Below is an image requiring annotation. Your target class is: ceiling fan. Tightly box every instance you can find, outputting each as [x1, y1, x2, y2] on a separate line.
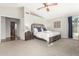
[37, 3, 58, 11]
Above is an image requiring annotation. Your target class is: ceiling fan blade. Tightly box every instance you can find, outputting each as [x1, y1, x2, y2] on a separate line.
[47, 3, 58, 6]
[46, 8, 49, 11]
[37, 6, 45, 10]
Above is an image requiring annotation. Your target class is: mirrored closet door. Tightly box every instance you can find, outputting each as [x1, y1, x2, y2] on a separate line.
[72, 16, 79, 40]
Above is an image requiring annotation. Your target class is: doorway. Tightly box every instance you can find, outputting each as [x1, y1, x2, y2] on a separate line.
[10, 22, 15, 40]
[0, 16, 21, 42]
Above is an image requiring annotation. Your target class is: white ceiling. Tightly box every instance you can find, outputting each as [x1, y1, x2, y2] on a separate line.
[24, 3, 79, 19]
[0, 3, 79, 19]
[0, 3, 19, 7]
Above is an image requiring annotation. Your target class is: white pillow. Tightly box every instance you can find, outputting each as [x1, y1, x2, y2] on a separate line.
[33, 28, 38, 33]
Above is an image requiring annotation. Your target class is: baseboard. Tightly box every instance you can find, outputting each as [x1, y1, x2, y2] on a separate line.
[17, 36, 21, 40]
[1, 37, 11, 42]
[1, 36, 21, 42]
[1, 39, 6, 42]
[6, 37, 11, 41]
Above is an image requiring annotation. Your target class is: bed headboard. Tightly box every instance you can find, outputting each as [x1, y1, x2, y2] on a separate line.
[31, 23, 45, 34]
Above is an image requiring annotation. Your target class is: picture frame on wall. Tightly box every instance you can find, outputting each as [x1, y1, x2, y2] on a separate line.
[54, 21, 61, 28]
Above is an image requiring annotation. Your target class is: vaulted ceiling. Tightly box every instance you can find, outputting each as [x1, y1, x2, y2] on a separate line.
[0, 3, 79, 19]
[24, 3, 79, 19]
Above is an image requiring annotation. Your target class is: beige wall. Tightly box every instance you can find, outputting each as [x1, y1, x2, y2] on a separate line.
[47, 17, 68, 38]
[0, 17, 1, 42]
[1, 17, 6, 40]
[24, 7, 47, 32]
[19, 18, 25, 40]
[0, 7, 24, 41]
[0, 7, 24, 18]
[0, 17, 1, 39]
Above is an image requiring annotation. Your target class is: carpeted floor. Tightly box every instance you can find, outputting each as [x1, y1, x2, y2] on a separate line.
[0, 39, 79, 56]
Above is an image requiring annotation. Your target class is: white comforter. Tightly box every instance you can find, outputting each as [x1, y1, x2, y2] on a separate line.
[34, 31, 60, 42]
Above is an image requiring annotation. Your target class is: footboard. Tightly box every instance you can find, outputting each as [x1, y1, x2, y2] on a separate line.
[49, 35, 61, 44]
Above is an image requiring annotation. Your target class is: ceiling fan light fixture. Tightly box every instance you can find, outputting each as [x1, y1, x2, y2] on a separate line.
[37, 3, 58, 12]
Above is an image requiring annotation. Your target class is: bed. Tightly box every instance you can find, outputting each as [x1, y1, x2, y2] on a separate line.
[31, 24, 61, 44]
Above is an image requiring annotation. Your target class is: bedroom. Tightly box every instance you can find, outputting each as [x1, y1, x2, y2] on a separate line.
[0, 3, 79, 56]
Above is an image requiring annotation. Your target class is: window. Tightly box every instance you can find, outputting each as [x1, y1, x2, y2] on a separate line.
[72, 16, 79, 33]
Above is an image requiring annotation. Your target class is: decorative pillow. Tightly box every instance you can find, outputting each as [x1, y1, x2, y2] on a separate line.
[36, 27, 42, 32]
[42, 27, 47, 31]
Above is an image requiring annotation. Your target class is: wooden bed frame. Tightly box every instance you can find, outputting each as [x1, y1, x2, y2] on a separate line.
[31, 23, 61, 44]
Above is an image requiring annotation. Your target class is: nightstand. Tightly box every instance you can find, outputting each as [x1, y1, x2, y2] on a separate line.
[25, 31, 34, 40]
